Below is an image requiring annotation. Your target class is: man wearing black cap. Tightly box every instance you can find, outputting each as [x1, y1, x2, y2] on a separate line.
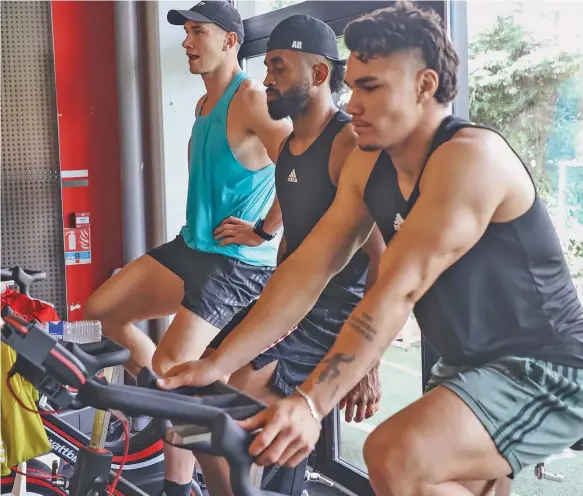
[84, 2, 291, 495]
[163, 3, 583, 496]
[158, 15, 385, 495]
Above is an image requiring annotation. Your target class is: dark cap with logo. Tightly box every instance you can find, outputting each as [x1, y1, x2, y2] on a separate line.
[168, 1, 244, 44]
[267, 15, 344, 63]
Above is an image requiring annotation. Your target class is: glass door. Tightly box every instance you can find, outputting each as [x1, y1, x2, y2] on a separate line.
[465, 2, 583, 493]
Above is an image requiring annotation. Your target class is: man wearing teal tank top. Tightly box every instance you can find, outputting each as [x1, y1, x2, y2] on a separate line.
[84, 2, 291, 495]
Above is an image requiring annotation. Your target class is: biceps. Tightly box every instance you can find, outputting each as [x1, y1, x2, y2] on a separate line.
[306, 194, 374, 274]
[378, 201, 487, 297]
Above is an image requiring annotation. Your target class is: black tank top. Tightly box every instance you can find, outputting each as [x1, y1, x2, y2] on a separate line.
[364, 115, 583, 368]
[276, 110, 369, 303]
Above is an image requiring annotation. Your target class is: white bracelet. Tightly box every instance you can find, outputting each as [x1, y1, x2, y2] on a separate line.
[295, 386, 321, 424]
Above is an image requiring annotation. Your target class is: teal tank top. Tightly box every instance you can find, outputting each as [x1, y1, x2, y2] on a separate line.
[180, 72, 278, 267]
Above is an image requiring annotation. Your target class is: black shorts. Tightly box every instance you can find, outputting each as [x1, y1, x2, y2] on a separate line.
[210, 292, 360, 396]
[147, 235, 273, 329]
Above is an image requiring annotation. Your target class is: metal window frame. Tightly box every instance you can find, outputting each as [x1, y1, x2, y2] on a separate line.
[237, 1, 449, 493]
[239, 1, 400, 61]
[449, 0, 469, 119]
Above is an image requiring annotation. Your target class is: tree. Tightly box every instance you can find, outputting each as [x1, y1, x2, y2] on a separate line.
[468, 14, 583, 281]
[269, 0, 299, 10]
[469, 15, 583, 204]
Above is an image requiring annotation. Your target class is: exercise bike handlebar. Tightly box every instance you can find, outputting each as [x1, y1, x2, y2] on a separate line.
[0, 316, 286, 496]
[67, 339, 132, 375]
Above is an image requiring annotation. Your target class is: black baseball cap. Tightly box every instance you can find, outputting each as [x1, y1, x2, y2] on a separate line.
[267, 15, 344, 63]
[168, 1, 244, 44]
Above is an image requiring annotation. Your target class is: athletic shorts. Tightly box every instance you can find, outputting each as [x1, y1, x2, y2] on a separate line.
[210, 295, 359, 396]
[147, 235, 274, 329]
[426, 356, 583, 476]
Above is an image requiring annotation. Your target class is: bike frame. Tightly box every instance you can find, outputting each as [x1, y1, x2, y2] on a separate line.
[40, 412, 165, 496]
[36, 405, 306, 496]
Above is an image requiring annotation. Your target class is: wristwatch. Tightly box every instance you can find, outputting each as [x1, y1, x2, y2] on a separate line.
[253, 219, 276, 241]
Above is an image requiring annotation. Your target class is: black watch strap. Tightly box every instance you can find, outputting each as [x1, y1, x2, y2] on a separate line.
[253, 219, 276, 241]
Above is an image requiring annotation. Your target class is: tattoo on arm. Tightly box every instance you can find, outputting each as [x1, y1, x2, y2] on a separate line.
[347, 312, 379, 342]
[316, 353, 355, 384]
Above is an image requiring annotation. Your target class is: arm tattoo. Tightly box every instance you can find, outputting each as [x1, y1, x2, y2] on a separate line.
[316, 353, 355, 384]
[347, 311, 379, 342]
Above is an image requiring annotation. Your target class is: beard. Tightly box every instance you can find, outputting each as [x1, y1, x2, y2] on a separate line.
[267, 78, 311, 120]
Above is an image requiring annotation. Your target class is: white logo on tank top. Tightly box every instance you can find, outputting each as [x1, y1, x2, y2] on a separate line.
[394, 213, 404, 231]
[288, 169, 298, 183]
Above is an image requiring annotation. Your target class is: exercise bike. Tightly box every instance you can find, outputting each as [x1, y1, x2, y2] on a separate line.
[1, 314, 306, 496]
[1, 267, 174, 496]
[1, 267, 312, 495]
[1, 266, 313, 496]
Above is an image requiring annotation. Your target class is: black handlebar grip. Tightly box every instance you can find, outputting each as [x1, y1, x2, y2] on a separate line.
[9, 267, 47, 296]
[212, 413, 286, 496]
[1, 268, 13, 280]
[137, 367, 241, 397]
[67, 338, 130, 375]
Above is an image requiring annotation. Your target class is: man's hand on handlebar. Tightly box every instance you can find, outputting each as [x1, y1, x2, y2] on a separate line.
[237, 394, 321, 468]
[157, 356, 230, 390]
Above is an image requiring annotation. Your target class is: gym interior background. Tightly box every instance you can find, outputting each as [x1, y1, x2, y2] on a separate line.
[1, 1, 582, 495]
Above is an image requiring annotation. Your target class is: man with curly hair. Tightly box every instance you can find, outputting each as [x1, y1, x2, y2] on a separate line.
[160, 3, 583, 495]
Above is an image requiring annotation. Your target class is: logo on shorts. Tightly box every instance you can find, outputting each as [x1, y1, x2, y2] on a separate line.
[288, 169, 298, 183]
[394, 213, 404, 231]
[292, 41, 303, 49]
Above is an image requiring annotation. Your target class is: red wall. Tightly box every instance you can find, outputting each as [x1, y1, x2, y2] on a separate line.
[52, 1, 123, 320]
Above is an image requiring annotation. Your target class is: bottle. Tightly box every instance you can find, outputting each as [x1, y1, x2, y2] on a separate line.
[41, 320, 102, 344]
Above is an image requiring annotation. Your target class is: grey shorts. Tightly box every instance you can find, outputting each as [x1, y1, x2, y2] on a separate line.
[426, 356, 583, 476]
[147, 235, 274, 329]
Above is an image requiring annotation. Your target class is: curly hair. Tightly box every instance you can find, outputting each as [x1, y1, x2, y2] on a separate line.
[303, 53, 346, 94]
[344, 1, 458, 104]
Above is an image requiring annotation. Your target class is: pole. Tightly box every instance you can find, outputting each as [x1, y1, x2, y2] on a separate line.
[557, 161, 567, 248]
[114, 0, 146, 264]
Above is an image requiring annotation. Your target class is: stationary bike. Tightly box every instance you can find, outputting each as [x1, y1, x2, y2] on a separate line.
[1, 266, 173, 496]
[1, 268, 311, 495]
[2, 314, 305, 495]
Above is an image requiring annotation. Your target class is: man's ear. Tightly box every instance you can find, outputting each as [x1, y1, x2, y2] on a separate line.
[312, 62, 330, 87]
[223, 31, 238, 51]
[417, 68, 439, 103]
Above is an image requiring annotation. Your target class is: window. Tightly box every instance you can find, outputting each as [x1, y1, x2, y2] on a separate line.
[466, 2, 583, 494]
[338, 317, 422, 473]
[332, 37, 351, 111]
[243, 53, 267, 81]
[467, 1, 583, 305]
[236, 0, 305, 19]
